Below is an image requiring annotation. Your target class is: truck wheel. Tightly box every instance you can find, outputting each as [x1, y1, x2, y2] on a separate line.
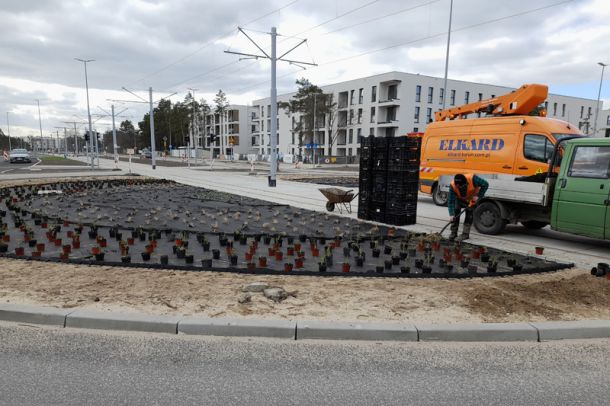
[521, 220, 548, 229]
[432, 184, 448, 206]
[474, 202, 506, 235]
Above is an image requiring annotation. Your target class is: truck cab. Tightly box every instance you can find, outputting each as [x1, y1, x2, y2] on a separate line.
[551, 138, 610, 239]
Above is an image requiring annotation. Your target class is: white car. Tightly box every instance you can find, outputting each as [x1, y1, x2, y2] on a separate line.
[9, 149, 32, 164]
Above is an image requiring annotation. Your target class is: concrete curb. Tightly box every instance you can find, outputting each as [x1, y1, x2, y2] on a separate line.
[1, 304, 609, 342]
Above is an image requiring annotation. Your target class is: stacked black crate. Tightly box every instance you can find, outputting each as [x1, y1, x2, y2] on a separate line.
[357, 136, 374, 220]
[384, 137, 421, 226]
[368, 136, 390, 223]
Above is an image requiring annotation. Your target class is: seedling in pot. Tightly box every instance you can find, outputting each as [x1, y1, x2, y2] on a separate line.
[400, 266, 410, 274]
[318, 260, 327, 272]
[121, 255, 131, 263]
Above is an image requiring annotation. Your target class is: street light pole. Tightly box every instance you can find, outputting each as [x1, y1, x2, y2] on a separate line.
[36, 99, 43, 156]
[6, 112, 11, 151]
[75, 58, 95, 169]
[593, 62, 607, 137]
[441, 0, 453, 111]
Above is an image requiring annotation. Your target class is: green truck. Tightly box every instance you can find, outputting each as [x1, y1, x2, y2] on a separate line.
[440, 137, 610, 239]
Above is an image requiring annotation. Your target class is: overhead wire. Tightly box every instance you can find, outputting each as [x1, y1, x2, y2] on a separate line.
[229, 0, 576, 94]
[125, 0, 301, 87]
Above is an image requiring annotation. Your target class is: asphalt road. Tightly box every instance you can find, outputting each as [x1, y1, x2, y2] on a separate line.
[0, 322, 608, 405]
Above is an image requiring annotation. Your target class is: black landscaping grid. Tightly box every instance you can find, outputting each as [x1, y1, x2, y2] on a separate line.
[0, 179, 572, 277]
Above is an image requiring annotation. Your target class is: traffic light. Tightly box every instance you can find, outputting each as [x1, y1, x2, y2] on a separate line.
[84, 132, 90, 142]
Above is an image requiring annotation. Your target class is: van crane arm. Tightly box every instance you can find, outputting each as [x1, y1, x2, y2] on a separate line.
[434, 83, 548, 122]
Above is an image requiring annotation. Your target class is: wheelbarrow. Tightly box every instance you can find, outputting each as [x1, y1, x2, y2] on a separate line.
[319, 187, 358, 214]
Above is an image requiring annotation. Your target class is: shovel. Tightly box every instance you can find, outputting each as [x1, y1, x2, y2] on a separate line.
[438, 209, 463, 236]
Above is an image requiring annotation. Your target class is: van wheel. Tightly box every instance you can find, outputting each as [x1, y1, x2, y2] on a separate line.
[432, 184, 448, 206]
[521, 220, 548, 229]
[474, 202, 506, 235]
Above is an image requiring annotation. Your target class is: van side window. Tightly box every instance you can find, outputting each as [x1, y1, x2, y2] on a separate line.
[567, 146, 610, 179]
[524, 134, 553, 163]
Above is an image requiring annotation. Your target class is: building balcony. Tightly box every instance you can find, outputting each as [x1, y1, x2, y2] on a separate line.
[377, 120, 399, 127]
[378, 98, 400, 106]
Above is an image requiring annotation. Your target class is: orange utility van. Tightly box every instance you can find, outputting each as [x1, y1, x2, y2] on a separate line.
[418, 84, 584, 205]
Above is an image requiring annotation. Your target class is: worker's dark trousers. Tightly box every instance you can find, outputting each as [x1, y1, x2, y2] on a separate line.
[450, 201, 473, 237]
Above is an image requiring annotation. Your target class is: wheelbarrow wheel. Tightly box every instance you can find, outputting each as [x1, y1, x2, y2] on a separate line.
[325, 202, 335, 212]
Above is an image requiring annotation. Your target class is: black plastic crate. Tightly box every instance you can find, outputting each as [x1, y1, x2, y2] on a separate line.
[386, 198, 418, 213]
[374, 136, 389, 148]
[384, 212, 416, 226]
[357, 205, 370, 220]
[360, 135, 375, 147]
[386, 170, 420, 186]
[368, 203, 386, 223]
[372, 159, 388, 172]
[387, 146, 420, 162]
[388, 136, 421, 148]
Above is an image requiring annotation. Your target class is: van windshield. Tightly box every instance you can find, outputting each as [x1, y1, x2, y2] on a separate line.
[552, 133, 584, 141]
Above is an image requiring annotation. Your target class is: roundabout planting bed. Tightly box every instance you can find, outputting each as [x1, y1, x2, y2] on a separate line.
[0, 178, 571, 277]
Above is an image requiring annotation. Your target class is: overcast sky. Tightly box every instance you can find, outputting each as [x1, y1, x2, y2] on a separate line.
[1, 0, 609, 139]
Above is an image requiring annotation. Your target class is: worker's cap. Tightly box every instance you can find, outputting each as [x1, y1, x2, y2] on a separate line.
[454, 174, 467, 185]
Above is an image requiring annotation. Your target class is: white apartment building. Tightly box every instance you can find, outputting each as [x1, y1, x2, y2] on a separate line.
[194, 104, 255, 158]
[251, 71, 600, 161]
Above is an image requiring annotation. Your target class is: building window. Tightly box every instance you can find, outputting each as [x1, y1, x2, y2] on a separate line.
[357, 108, 363, 124]
[413, 127, 419, 132]
[349, 109, 354, 125]
[478, 93, 483, 101]
[415, 85, 421, 102]
[357, 128, 362, 138]
[580, 106, 584, 118]
[427, 87, 433, 103]
[491, 94, 496, 98]
[464, 91, 470, 104]
[544, 101, 548, 112]
[562, 104, 566, 117]
[371, 86, 377, 102]
[553, 103, 557, 116]
[350, 90, 355, 105]
[426, 108, 432, 123]
[358, 88, 364, 104]
[369, 127, 374, 136]
[439, 88, 444, 105]
[450, 90, 456, 106]
[607, 115, 610, 126]
[588, 106, 592, 118]
[370, 107, 376, 123]
[414, 106, 420, 123]
[348, 129, 353, 144]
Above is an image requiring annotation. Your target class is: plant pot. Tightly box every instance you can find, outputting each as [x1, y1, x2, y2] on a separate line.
[160, 255, 169, 265]
[212, 249, 220, 260]
[36, 243, 45, 252]
[258, 256, 267, 267]
[287, 236, 294, 244]
[230, 255, 238, 266]
[471, 250, 481, 259]
[139, 233, 146, 242]
[245, 252, 253, 262]
[121, 256, 131, 263]
[512, 264, 523, 272]
[62, 245, 71, 254]
[372, 248, 380, 258]
[535, 246, 544, 255]
[141, 252, 151, 261]
[295, 258, 304, 269]
[99, 240, 107, 248]
[67, 231, 74, 239]
[2, 235, 10, 242]
[325, 255, 333, 266]
[311, 248, 320, 257]
[318, 263, 327, 272]
[422, 265, 432, 274]
[487, 264, 497, 273]
[383, 245, 392, 255]
[287, 247, 295, 256]
[408, 248, 416, 257]
[185, 255, 194, 264]
[88, 230, 97, 239]
[392, 255, 400, 265]
[342, 263, 350, 273]
[31, 250, 41, 258]
[54, 238, 62, 247]
[376, 266, 384, 274]
[60, 252, 69, 261]
[95, 253, 105, 261]
[275, 251, 283, 261]
[0, 244, 6, 254]
[384, 260, 392, 270]
[415, 259, 423, 269]
[246, 262, 256, 270]
[480, 253, 490, 263]
[460, 259, 470, 268]
[263, 236, 271, 245]
[27, 239, 37, 248]
[127, 238, 134, 246]
[177, 249, 186, 259]
[468, 265, 478, 274]
[201, 258, 212, 268]
[356, 256, 364, 267]
[400, 266, 410, 274]
[284, 262, 293, 272]
[91, 247, 101, 255]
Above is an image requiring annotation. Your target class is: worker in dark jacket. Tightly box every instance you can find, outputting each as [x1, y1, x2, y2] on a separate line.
[447, 173, 489, 241]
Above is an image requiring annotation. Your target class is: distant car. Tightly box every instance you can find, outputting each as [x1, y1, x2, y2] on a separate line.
[140, 148, 152, 159]
[9, 149, 32, 164]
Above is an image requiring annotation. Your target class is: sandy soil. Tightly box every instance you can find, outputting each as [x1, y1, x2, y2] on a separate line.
[1, 258, 608, 323]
